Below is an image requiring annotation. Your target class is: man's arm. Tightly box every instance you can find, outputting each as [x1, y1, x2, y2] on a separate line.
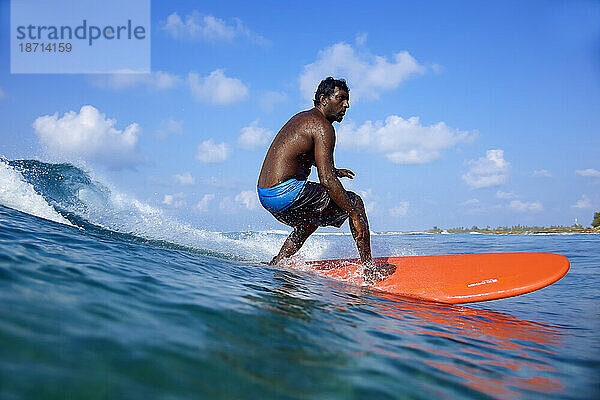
[313, 123, 367, 238]
[314, 124, 353, 212]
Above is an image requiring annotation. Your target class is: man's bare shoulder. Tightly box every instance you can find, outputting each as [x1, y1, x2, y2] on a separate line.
[292, 109, 333, 136]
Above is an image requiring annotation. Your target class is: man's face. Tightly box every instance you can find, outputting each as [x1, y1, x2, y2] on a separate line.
[324, 87, 350, 122]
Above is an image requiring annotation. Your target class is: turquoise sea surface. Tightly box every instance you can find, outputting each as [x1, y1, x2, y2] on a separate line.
[0, 159, 598, 399]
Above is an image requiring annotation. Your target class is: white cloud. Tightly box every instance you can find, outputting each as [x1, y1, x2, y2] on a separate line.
[215, 190, 259, 213]
[259, 91, 287, 111]
[238, 120, 274, 150]
[196, 194, 215, 212]
[188, 70, 248, 105]
[33, 105, 142, 170]
[431, 63, 444, 74]
[162, 12, 268, 45]
[390, 201, 409, 217]
[173, 172, 195, 185]
[571, 195, 592, 209]
[231, 17, 270, 46]
[90, 71, 181, 90]
[219, 197, 237, 213]
[156, 118, 183, 139]
[355, 32, 368, 46]
[533, 169, 552, 177]
[509, 200, 543, 212]
[359, 189, 376, 213]
[576, 168, 600, 177]
[460, 198, 480, 206]
[201, 176, 240, 189]
[196, 139, 230, 163]
[338, 115, 474, 164]
[496, 190, 517, 200]
[0, 88, 5, 99]
[164, 12, 235, 40]
[300, 42, 424, 103]
[235, 190, 259, 210]
[462, 150, 510, 189]
[162, 193, 185, 208]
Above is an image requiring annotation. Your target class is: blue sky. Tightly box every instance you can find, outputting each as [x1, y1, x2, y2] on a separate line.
[1, 0, 599, 232]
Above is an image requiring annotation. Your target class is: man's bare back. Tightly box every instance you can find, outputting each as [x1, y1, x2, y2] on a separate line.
[258, 109, 325, 189]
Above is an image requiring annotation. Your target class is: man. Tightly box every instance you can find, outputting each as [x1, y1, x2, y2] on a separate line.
[257, 77, 393, 281]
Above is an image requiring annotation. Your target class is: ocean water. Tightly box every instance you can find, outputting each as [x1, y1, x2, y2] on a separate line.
[0, 159, 598, 399]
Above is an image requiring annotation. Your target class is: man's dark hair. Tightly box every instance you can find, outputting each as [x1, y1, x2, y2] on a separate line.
[314, 77, 349, 106]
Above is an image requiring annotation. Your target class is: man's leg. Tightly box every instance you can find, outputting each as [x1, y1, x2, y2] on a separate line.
[269, 223, 317, 265]
[347, 193, 395, 283]
[347, 194, 373, 267]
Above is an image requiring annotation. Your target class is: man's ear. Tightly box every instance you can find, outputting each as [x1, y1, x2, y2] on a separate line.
[320, 94, 327, 106]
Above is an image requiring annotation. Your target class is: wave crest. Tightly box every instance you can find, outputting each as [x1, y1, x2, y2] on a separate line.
[0, 158, 328, 261]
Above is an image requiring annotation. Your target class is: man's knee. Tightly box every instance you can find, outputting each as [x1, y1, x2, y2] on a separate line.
[346, 191, 363, 209]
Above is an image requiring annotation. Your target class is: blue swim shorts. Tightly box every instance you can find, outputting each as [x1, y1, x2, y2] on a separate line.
[258, 179, 358, 228]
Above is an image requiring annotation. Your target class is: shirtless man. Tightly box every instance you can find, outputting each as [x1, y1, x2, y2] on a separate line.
[258, 77, 392, 279]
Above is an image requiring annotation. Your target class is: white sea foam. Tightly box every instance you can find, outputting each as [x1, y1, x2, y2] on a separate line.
[0, 158, 345, 261]
[0, 159, 72, 226]
[253, 229, 290, 235]
[65, 172, 332, 261]
[76, 186, 287, 260]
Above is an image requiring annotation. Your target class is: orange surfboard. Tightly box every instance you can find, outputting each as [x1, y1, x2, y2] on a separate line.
[287, 252, 570, 304]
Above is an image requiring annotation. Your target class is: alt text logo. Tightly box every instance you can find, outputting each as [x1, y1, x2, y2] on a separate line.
[16, 19, 147, 46]
[11, 0, 150, 74]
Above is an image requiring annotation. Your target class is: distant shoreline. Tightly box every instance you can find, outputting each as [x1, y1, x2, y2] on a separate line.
[423, 226, 600, 235]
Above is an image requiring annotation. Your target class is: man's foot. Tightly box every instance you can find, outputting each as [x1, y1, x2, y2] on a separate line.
[364, 263, 396, 285]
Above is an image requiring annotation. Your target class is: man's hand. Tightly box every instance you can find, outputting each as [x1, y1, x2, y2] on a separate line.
[335, 168, 355, 179]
